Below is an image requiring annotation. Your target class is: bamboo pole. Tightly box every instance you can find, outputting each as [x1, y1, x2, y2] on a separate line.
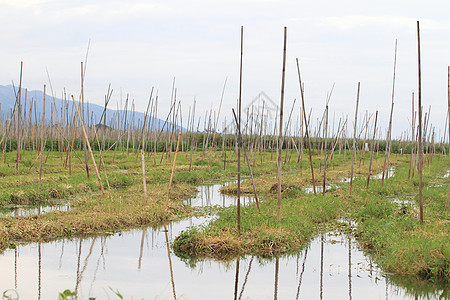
[382, 40, 398, 184]
[15, 62, 23, 174]
[296, 59, 316, 195]
[188, 99, 196, 171]
[237, 26, 243, 233]
[366, 111, 378, 188]
[417, 21, 424, 223]
[232, 109, 260, 211]
[165, 132, 181, 212]
[322, 105, 328, 194]
[80, 62, 90, 178]
[349, 82, 361, 196]
[72, 95, 105, 196]
[446, 66, 450, 209]
[29, 98, 35, 154]
[326, 119, 347, 165]
[141, 88, 154, 203]
[409, 92, 415, 178]
[39, 85, 46, 190]
[208, 77, 227, 167]
[277, 27, 287, 223]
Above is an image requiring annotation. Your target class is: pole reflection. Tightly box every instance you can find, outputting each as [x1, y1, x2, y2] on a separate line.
[274, 257, 279, 300]
[233, 257, 240, 300]
[89, 237, 106, 295]
[320, 234, 324, 300]
[38, 242, 41, 300]
[348, 235, 352, 300]
[14, 247, 18, 290]
[238, 256, 254, 299]
[164, 224, 177, 299]
[295, 248, 308, 299]
[138, 229, 146, 269]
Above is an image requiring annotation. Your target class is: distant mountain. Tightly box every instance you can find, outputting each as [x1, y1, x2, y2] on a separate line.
[0, 85, 182, 132]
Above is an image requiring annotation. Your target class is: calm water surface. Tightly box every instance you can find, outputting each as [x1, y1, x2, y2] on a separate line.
[0, 182, 446, 299]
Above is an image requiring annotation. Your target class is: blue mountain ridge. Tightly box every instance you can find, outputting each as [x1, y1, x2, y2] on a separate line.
[0, 85, 183, 131]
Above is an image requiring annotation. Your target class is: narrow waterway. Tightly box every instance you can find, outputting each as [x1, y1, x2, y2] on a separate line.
[0, 182, 445, 299]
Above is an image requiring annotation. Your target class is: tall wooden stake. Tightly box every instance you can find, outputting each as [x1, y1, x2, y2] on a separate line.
[237, 26, 243, 233]
[15, 62, 23, 174]
[141, 89, 154, 203]
[165, 132, 181, 212]
[296, 59, 316, 195]
[72, 95, 105, 196]
[208, 77, 227, 167]
[366, 111, 378, 188]
[277, 27, 287, 223]
[446, 66, 450, 209]
[349, 82, 361, 196]
[382, 39, 398, 184]
[232, 109, 260, 211]
[409, 92, 415, 178]
[39, 85, 46, 190]
[417, 21, 424, 223]
[322, 105, 328, 194]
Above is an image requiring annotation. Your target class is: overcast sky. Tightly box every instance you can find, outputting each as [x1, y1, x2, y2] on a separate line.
[1, 0, 449, 138]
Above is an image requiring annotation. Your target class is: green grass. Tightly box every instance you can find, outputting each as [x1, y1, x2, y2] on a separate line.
[173, 153, 450, 284]
[0, 148, 449, 284]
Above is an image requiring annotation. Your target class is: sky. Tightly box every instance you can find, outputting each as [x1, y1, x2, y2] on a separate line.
[0, 0, 449, 139]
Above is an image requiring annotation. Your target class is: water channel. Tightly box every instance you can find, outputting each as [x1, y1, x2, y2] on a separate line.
[0, 182, 446, 299]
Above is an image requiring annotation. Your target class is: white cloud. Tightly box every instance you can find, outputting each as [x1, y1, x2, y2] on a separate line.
[1, 0, 450, 137]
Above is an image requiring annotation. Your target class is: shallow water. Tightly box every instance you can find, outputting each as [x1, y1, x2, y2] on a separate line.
[372, 167, 395, 180]
[0, 183, 445, 299]
[304, 185, 333, 194]
[0, 202, 71, 217]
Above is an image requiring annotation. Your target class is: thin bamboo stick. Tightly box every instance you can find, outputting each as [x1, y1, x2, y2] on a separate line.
[165, 132, 181, 212]
[237, 26, 243, 233]
[409, 92, 415, 178]
[322, 105, 328, 195]
[349, 82, 361, 196]
[382, 40, 398, 184]
[208, 77, 227, 167]
[141, 88, 154, 203]
[446, 66, 450, 209]
[72, 95, 105, 196]
[232, 109, 260, 211]
[366, 110, 378, 188]
[39, 85, 46, 190]
[15, 62, 23, 174]
[417, 21, 424, 223]
[296, 59, 316, 195]
[277, 27, 287, 223]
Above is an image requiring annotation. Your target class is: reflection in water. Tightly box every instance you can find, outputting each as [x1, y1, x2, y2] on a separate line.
[75, 240, 82, 292]
[0, 202, 71, 217]
[164, 224, 177, 300]
[349, 235, 352, 300]
[76, 237, 96, 293]
[295, 248, 308, 300]
[89, 237, 106, 295]
[233, 257, 240, 300]
[185, 183, 254, 207]
[38, 243, 41, 300]
[14, 248, 18, 290]
[138, 229, 145, 270]
[0, 183, 447, 299]
[238, 256, 253, 299]
[58, 240, 65, 270]
[274, 257, 279, 300]
[320, 234, 324, 300]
